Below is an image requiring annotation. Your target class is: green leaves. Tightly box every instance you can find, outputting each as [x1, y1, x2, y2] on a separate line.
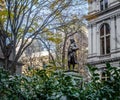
[0, 67, 80, 99]
[0, 62, 120, 100]
[83, 63, 120, 100]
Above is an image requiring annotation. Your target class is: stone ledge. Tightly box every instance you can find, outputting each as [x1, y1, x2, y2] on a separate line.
[64, 70, 82, 80]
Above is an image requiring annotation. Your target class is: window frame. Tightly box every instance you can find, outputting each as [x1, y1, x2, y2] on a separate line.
[100, 23, 110, 55]
[100, 0, 108, 11]
[101, 71, 109, 81]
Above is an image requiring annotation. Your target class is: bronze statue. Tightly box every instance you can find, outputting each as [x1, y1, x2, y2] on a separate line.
[68, 39, 79, 70]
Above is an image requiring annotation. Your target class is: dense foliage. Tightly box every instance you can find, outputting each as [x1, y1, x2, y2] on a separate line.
[0, 67, 80, 100]
[0, 63, 120, 100]
[81, 63, 120, 100]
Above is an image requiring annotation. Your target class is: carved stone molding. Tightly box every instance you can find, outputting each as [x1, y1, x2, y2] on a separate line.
[116, 13, 120, 18]
[110, 12, 120, 19]
[110, 16, 115, 20]
[87, 56, 120, 65]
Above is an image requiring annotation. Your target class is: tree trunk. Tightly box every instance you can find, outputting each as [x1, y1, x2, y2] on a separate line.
[4, 57, 9, 70]
[48, 49, 56, 66]
[10, 61, 17, 74]
[62, 38, 67, 68]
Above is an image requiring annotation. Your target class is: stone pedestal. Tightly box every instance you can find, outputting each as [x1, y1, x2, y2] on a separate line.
[64, 70, 82, 80]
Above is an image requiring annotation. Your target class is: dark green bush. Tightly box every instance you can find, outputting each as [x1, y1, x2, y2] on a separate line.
[80, 63, 120, 100]
[0, 63, 120, 100]
[0, 68, 80, 100]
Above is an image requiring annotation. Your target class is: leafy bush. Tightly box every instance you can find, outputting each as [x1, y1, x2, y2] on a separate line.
[0, 68, 80, 100]
[80, 63, 120, 100]
[0, 63, 120, 100]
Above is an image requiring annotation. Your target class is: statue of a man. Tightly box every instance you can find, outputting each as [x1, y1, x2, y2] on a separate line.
[68, 39, 79, 70]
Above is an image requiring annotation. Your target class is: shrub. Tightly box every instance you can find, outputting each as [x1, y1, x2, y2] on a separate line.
[0, 68, 80, 100]
[80, 63, 120, 100]
[0, 63, 120, 100]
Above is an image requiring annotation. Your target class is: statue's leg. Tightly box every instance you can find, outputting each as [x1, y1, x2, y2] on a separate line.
[73, 64, 75, 70]
[75, 54, 78, 64]
[68, 62, 70, 71]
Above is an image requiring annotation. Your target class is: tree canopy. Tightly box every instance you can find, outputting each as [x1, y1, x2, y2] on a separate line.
[0, 0, 74, 73]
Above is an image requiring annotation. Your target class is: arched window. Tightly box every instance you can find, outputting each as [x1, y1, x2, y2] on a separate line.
[100, 23, 110, 55]
[100, 0, 108, 11]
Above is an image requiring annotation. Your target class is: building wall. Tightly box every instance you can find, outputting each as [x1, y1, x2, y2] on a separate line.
[88, 0, 119, 14]
[87, 0, 120, 68]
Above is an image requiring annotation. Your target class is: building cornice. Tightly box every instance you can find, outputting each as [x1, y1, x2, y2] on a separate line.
[87, 56, 120, 65]
[87, 9, 120, 26]
[87, 49, 120, 65]
[85, 3, 120, 21]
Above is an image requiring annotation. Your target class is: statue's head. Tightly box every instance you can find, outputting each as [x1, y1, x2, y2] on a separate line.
[70, 38, 75, 43]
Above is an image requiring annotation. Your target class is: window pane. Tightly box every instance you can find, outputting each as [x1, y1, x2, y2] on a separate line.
[106, 36, 110, 54]
[100, 0, 103, 11]
[105, 0, 108, 9]
[100, 38, 105, 54]
[100, 25, 104, 36]
[101, 72, 106, 81]
[105, 24, 110, 35]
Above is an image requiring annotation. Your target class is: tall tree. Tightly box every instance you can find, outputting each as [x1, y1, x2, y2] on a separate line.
[36, 32, 61, 66]
[0, 0, 72, 73]
[57, 17, 87, 68]
[53, 0, 87, 68]
[37, 0, 87, 68]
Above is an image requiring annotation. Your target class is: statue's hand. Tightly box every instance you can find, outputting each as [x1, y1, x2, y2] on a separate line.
[72, 47, 79, 51]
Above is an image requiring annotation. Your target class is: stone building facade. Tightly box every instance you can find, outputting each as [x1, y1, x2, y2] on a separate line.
[86, 0, 120, 71]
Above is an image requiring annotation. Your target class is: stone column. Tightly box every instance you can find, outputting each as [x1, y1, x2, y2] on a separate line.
[93, 24, 97, 55]
[96, 24, 100, 56]
[116, 14, 120, 48]
[92, 1, 98, 13]
[110, 16, 116, 52]
[88, 24, 92, 56]
[96, 0, 100, 11]
[88, 2, 92, 13]
[92, 1, 95, 12]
